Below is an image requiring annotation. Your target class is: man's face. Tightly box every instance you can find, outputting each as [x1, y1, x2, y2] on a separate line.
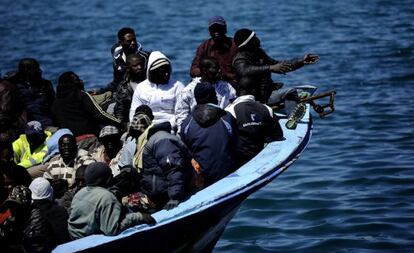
[149, 65, 171, 85]
[127, 57, 145, 79]
[23, 62, 42, 82]
[209, 24, 227, 44]
[102, 135, 122, 159]
[59, 136, 77, 162]
[120, 33, 138, 55]
[202, 61, 221, 84]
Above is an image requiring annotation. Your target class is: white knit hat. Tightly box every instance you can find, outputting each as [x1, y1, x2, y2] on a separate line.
[29, 177, 54, 201]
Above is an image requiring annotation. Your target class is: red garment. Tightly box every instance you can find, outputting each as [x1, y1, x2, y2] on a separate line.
[190, 37, 238, 86]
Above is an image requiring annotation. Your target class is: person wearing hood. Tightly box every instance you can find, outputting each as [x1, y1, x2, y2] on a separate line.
[176, 56, 236, 131]
[180, 82, 238, 187]
[12, 121, 52, 169]
[52, 71, 122, 137]
[68, 162, 156, 239]
[29, 177, 71, 246]
[138, 121, 193, 211]
[129, 51, 184, 131]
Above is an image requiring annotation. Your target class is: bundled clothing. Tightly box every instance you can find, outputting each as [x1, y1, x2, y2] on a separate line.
[190, 37, 238, 86]
[14, 77, 55, 127]
[12, 131, 52, 168]
[180, 104, 238, 186]
[140, 123, 193, 208]
[52, 83, 121, 137]
[175, 78, 237, 130]
[233, 48, 304, 103]
[226, 95, 283, 166]
[129, 51, 184, 128]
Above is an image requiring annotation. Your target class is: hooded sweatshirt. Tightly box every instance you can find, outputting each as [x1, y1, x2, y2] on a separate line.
[129, 51, 184, 129]
[180, 104, 238, 185]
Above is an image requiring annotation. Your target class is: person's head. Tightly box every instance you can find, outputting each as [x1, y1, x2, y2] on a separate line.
[99, 126, 122, 159]
[118, 27, 138, 55]
[84, 162, 113, 187]
[58, 134, 77, 164]
[57, 71, 84, 96]
[237, 77, 255, 97]
[148, 57, 171, 85]
[0, 132, 13, 166]
[4, 185, 32, 212]
[74, 165, 87, 188]
[129, 105, 153, 139]
[25, 121, 46, 149]
[194, 82, 218, 105]
[208, 16, 227, 44]
[29, 177, 54, 202]
[234, 28, 260, 51]
[126, 54, 145, 82]
[18, 58, 42, 83]
[200, 57, 221, 84]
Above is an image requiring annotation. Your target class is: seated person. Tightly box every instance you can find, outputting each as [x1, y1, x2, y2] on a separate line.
[129, 51, 184, 131]
[29, 178, 71, 246]
[12, 121, 52, 168]
[0, 79, 25, 140]
[43, 134, 95, 187]
[225, 78, 283, 166]
[55, 165, 87, 214]
[68, 162, 156, 239]
[113, 54, 147, 124]
[12, 58, 55, 127]
[180, 83, 238, 187]
[137, 122, 193, 211]
[176, 56, 236, 130]
[90, 126, 123, 176]
[52, 71, 122, 137]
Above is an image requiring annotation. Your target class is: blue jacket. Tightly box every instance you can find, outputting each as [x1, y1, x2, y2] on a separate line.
[141, 123, 193, 207]
[180, 104, 238, 186]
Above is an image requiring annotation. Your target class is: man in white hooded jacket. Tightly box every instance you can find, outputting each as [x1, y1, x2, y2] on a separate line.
[129, 51, 184, 131]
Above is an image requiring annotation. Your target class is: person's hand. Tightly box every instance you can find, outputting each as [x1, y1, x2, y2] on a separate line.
[164, 199, 179, 210]
[269, 62, 292, 74]
[141, 213, 157, 225]
[303, 54, 319, 64]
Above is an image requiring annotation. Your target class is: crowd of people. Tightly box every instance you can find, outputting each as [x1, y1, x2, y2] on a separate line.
[0, 16, 319, 252]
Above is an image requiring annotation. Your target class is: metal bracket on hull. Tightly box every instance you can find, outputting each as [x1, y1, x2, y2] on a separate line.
[301, 90, 336, 118]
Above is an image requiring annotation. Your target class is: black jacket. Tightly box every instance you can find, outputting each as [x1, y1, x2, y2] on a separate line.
[52, 84, 121, 137]
[141, 123, 192, 208]
[233, 48, 303, 103]
[180, 104, 238, 186]
[31, 200, 71, 246]
[113, 79, 134, 124]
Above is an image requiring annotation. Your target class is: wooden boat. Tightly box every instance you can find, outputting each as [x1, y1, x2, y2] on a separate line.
[54, 87, 325, 253]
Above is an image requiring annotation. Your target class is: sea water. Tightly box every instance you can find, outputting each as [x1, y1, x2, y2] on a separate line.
[1, 0, 413, 252]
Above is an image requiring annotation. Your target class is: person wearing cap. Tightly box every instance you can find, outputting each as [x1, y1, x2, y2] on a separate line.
[68, 162, 156, 239]
[190, 16, 238, 86]
[52, 71, 123, 137]
[113, 54, 147, 124]
[10, 58, 55, 127]
[225, 78, 283, 167]
[29, 177, 71, 246]
[232, 28, 320, 104]
[0, 185, 53, 252]
[180, 82, 238, 187]
[129, 51, 184, 131]
[102, 27, 151, 93]
[90, 126, 124, 176]
[12, 121, 52, 168]
[43, 134, 95, 187]
[176, 56, 237, 131]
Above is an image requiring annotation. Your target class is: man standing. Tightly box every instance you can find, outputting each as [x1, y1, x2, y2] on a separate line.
[108, 27, 150, 92]
[190, 16, 238, 86]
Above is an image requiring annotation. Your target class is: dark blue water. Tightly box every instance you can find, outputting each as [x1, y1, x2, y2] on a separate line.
[1, 0, 413, 252]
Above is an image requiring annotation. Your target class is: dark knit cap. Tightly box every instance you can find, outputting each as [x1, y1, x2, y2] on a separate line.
[234, 28, 255, 48]
[194, 82, 218, 105]
[84, 162, 113, 187]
